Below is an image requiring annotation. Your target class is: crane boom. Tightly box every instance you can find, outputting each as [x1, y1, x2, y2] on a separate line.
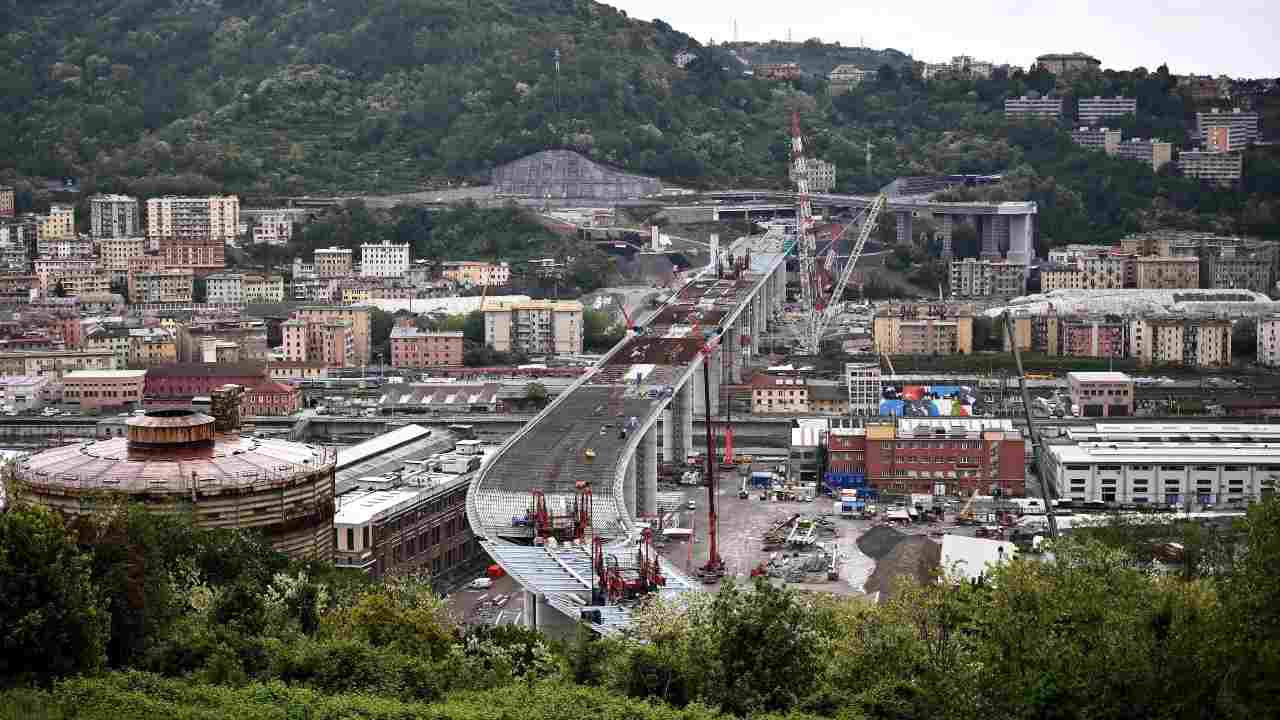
[807, 193, 886, 352]
[1001, 310, 1058, 538]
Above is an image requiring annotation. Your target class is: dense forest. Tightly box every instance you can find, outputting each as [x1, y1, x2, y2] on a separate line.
[2, 497, 1279, 718]
[2, 0, 1277, 251]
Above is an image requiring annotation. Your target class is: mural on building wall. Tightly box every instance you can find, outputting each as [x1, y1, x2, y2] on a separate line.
[491, 150, 662, 199]
[879, 384, 980, 416]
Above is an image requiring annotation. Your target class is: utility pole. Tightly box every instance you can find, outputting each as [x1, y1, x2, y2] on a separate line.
[553, 48, 561, 119]
[700, 344, 724, 580]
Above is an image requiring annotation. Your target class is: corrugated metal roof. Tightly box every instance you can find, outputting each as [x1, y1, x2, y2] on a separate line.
[336, 424, 432, 470]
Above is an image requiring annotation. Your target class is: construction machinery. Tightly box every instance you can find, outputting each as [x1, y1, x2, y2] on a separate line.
[526, 482, 593, 544]
[957, 489, 980, 525]
[791, 111, 888, 354]
[1001, 310, 1059, 539]
[591, 529, 665, 604]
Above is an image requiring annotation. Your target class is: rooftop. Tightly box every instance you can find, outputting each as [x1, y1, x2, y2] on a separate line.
[63, 369, 148, 380]
[1047, 442, 1280, 465]
[334, 488, 425, 526]
[1067, 371, 1131, 383]
[390, 327, 464, 339]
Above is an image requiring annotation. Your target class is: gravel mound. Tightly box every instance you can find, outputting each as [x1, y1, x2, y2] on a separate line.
[863, 535, 942, 602]
[856, 525, 906, 560]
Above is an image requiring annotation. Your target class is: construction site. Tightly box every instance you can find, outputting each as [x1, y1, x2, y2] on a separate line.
[457, 112, 1065, 633]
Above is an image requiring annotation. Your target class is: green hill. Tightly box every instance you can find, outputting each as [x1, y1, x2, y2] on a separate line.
[0, 0, 1276, 244]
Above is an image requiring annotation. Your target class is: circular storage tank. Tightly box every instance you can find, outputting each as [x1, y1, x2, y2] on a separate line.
[126, 409, 216, 449]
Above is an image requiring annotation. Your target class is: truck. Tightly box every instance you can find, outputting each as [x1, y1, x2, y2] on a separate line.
[679, 470, 703, 486]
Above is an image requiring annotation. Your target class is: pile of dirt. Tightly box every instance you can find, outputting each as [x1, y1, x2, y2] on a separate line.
[863, 535, 942, 602]
[856, 525, 906, 560]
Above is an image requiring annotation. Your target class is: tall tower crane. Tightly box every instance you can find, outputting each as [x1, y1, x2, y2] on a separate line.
[791, 112, 887, 354]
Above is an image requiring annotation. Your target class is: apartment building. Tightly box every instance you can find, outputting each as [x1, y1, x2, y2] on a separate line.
[1178, 151, 1243, 185]
[1207, 253, 1274, 293]
[1077, 96, 1136, 125]
[242, 274, 285, 303]
[205, 272, 243, 304]
[1042, 255, 1126, 291]
[0, 185, 13, 218]
[0, 349, 116, 379]
[244, 381, 302, 416]
[314, 246, 353, 278]
[1196, 108, 1260, 151]
[1114, 138, 1173, 172]
[47, 269, 110, 297]
[750, 374, 810, 414]
[951, 55, 993, 78]
[1067, 371, 1134, 417]
[359, 240, 410, 278]
[827, 418, 1027, 497]
[128, 329, 177, 367]
[1070, 127, 1122, 155]
[89, 195, 140, 239]
[828, 64, 871, 94]
[129, 269, 194, 304]
[442, 260, 510, 287]
[1035, 52, 1100, 74]
[286, 306, 372, 364]
[482, 299, 583, 355]
[846, 362, 882, 417]
[159, 236, 224, 270]
[1130, 318, 1232, 368]
[949, 259, 1025, 298]
[1136, 256, 1199, 289]
[753, 63, 801, 80]
[789, 158, 836, 192]
[873, 303, 974, 355]
[389, 326, 464, 368]
[1005, 95, 1063, 119]
[252, 212, 293, 245]
[37, 235, 94, 259]
[1257, 316, 1280, 368]
[33, 259, 96, 292]
[99, 237, 146, 272]
[37, 205, 75, 240]
[145, 196, 240, 243]
[1060, 317, 1128, 358]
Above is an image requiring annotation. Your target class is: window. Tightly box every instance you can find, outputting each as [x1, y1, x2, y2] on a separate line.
[346, 527, 354, 551]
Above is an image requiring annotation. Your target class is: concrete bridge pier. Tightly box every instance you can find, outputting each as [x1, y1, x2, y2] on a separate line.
[660, 408, 675, 463]
[637, 425, 657, 516]
[623, 452, 637, 517]
[1006, 214, 1034, 267]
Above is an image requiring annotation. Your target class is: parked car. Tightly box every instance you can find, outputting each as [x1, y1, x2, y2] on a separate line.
[468, 577, 493, 590]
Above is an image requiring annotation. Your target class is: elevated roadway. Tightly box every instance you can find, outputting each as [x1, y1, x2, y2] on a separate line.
[467, 238, 788, 634]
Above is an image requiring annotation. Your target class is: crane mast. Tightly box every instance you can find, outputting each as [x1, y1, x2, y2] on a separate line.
[790, 110, 819, 352]
[809, 193, 886, 348]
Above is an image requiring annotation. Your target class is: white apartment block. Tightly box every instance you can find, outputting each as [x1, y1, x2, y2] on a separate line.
[1077, 96, 1136, 125]
[89, 195, 140, 239]
[1258, 316, 1280, 367]
[359, 240, 410, 278]
[205, 272, 244, 305]
[252, 213, 293, 245]
[1196, 108, 1260, 151]
[1070, 127, 1122, 155]
[846, 362, 881, 417]
[1115, 138, 1173, 172]
[1178, 151, 1243, 185]
[1004, 96, 1063, 119]
[242, 274, 285, 303]
[145, 196, 239, 242]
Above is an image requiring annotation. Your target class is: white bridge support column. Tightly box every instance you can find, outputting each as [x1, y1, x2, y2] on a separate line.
[623, 452, 637, 518]
[660, 408, 675, 463]
[669, 379, 694, 463]
[637, 425, 657, 516]
[691, 357, 707, 416]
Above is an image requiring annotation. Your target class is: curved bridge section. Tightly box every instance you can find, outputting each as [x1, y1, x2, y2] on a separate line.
[468, 239, 788, 633]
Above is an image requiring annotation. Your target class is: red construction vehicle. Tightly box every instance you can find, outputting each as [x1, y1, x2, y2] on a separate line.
[529, 482, 593, 544]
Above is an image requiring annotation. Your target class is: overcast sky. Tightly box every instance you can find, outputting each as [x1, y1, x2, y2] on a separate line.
[607, 0, 1279, 78]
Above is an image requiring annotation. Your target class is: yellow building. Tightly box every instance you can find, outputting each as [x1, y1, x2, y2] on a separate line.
[873, 304, 974, 355]
[443, 261, 511, 287]
[38, 205, 76, 240]
[751, 374, 810, 414]
[1130, 318, 1232, 368]
[84, 328, 132, 367]
[47, 269, 111, 297]
[482, 299, 582, 355]
[286, 306, 372, 365]
[1136, 256, 1199, 289]
[242, 274, 285, 303]
[128, 333, 178, 367]
[314, 247, 353, 278]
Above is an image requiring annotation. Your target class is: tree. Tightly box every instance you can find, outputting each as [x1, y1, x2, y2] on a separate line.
[0, 507, 110, 681]
[583, 309, 623, 352]
[525, 382, 548, 404]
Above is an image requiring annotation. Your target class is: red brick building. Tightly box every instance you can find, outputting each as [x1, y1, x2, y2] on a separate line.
[144, 362, 267, 400]
[390, 325, 463, 368]
[244, 381, 302, 416]
[160, 236, 224, 271]
[827, 418, 1026, 497]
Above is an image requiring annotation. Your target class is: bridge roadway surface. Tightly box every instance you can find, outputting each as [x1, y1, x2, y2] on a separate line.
[465, 244, 787, 634]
